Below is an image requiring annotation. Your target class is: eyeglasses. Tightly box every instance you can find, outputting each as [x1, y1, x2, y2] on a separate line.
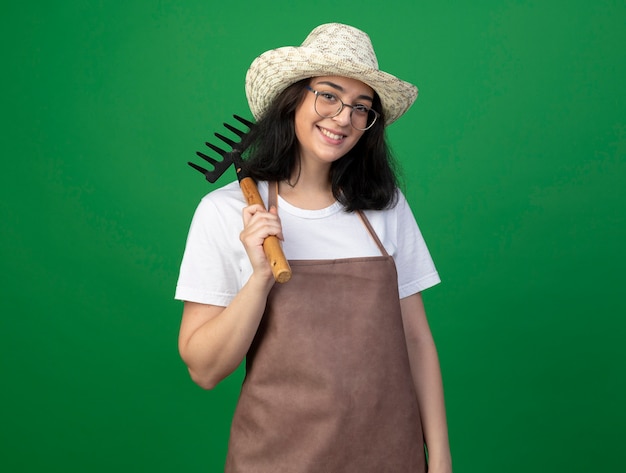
[305, 86, 380, 131]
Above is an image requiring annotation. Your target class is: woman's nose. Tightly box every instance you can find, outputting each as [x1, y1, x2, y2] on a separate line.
[333, 106, 352, 127]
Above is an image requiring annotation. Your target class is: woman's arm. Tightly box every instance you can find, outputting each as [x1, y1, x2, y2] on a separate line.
[400, 292, 452, 473]
[178, 204, 282, 389]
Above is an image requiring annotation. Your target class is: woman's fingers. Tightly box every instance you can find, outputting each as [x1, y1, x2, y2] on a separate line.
[242, 205, 283, 241]
[240, 204, 284, 274]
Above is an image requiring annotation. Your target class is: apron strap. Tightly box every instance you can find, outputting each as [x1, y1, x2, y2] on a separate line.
[268, 181, 389, 257]
[356, 210, 389, 257]
[269, 180, 279, 209]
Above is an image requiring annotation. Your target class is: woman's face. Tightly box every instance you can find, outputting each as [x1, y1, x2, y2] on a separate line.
[294, 76, 375, 168]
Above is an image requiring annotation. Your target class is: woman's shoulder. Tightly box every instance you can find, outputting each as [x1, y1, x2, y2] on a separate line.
[200, 180, 270, 206]
[194, 180, 245, 213]
[364, 188, 411, 217]
[200, 180, 244, 203]
[186, 181, 246, 230]
[360, 188, 418, 241]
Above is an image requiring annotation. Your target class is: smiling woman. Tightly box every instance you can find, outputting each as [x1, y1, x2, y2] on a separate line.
[175, 23, 452, 473]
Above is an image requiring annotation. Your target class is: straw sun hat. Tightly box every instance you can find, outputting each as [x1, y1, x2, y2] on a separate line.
[245, 23, 418, 125]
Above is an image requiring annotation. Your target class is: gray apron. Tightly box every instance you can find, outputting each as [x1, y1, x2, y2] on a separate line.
[225, 182, 426, 472]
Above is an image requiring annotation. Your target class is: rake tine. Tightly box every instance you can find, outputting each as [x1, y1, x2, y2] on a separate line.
[223, 122, 246, 138]
[233, 114, 255, 129]
[188, 157, 230, 183]
[205, 142, 228, 157]
[196, 150, 220, 166]
[215, 132, 237, 150]
[188, 161, 209, 175]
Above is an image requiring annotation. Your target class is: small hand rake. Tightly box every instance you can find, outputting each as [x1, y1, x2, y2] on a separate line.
[188, 115, 292, 283]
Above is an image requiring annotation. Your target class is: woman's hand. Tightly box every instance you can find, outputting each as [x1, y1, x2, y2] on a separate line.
[240, 204, 284, 282]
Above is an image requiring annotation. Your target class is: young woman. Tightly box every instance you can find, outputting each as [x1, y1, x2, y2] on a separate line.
[176, 23, 452, 473]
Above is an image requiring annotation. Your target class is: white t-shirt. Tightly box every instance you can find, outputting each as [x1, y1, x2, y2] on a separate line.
[175, 180, 440, 307]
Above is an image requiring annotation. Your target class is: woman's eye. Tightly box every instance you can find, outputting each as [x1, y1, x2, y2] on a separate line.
[320, 92, 337, 102]
[353, 104, 370, 114]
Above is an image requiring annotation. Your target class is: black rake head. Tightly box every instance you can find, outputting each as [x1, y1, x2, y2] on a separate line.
[188, 114, 255, 183]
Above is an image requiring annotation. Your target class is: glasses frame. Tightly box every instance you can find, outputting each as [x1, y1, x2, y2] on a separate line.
[305, 85, 380, 131]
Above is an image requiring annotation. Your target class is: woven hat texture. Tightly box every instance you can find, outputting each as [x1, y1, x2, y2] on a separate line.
[245, 23, 418, 125]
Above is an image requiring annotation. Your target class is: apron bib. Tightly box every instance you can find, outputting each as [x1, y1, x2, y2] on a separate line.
[225, 183, 425, 473]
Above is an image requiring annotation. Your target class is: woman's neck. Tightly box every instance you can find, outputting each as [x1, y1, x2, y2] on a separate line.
[279, 162, 335, 210]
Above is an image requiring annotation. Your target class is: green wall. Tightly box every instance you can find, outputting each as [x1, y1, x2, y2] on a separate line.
[2, 1, 624, 471]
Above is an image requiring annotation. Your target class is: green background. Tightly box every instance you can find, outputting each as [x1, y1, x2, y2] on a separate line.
[2, 1, 624, 471]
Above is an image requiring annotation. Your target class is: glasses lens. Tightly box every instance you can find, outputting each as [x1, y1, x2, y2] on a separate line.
[350, 107, 375, 130]
[314, 93, 342, 118]
[351, 109, 377, 131]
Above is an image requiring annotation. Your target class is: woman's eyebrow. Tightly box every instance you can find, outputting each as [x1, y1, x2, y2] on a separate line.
[315, 80, 374, 102]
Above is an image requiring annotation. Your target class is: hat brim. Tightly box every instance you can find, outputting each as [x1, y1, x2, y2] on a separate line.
[246, 46, 418, 125]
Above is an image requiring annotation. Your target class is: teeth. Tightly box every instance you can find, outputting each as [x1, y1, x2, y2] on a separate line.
[320, 128, 344, 140]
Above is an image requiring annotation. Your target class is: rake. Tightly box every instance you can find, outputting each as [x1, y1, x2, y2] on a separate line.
[188, 115, 292, 283]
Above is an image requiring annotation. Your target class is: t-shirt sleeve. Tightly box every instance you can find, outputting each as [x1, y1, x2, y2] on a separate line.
[174, 192, 248, 306]
[393, 192, 441, 298]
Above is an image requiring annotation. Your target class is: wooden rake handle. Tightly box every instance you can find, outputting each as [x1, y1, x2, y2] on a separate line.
[239, 177, 292, 283]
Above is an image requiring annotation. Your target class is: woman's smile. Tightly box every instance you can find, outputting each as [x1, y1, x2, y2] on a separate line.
[318, 125, 346, 143]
